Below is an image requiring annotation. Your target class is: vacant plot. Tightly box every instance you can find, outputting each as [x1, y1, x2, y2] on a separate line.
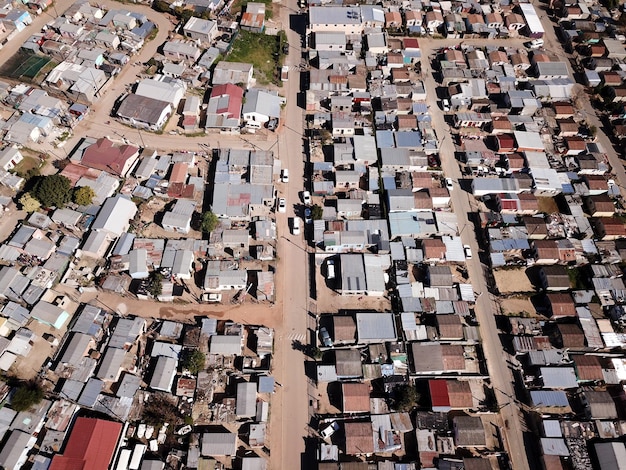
[12, 155, 43, 179]
[493, 268, 534, 294]
[500, 297, 536, 317]
[227, 30, 280, 85]
[537, 196, 559, 214]
[0, 52, 54, 82]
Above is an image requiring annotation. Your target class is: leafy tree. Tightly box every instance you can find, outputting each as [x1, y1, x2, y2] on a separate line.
[181, 350, 206, 374]
[19, 193, 41, 213]
[153, 0, 171, 13]
[147, 271, 164, 298]
[72, 186, 96, 206]
[311, 204, 324, 220]
[33, 174, 71, 208]
[11, 381, 44, 412]
[394, 384, 420, 412]
[201, 211, 219, 233]
[142, 393, 181, 426]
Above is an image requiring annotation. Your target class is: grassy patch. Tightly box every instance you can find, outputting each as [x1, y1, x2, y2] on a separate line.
[12, 156, 42, 180]
[147, 26, 159, 42]
[227, 30, 281, 85]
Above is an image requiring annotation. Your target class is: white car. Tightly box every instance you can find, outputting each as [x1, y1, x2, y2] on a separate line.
[278, 198, 286, 213]
[291, 217, 301, 235]
[303, 190, 312, 205]
[321, 421, 339, 439]
[281, 169, 289, 183]
[525, 39, 544, 49]
[445, 178, 454, 191]
[464, 244, 472, 259]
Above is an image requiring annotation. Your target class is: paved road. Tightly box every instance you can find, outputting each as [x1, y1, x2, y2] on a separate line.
[419, 38, 532, 470]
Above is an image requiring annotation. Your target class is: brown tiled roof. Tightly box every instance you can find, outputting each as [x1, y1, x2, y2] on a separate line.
[534, 239, 559, 260]
[573, 355, 603, 381]
[442, 344, 465, 371]
[558, 323, 585, 348]
[437, 315, 463, 339]
[547, 293, 576, 318]
[447, 380, 473, 408]
[596, 217, 626, 236]
[411, 172, 434, 188]
[344, 422, 374, 454]
[333, 316, 356, 343]
[422, 238, 446, 259]
[342, 382, 370, 412]
[565, 136, 587, 151]
[413, 191, 433, 210]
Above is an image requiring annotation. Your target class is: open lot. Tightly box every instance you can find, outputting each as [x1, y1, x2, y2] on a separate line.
[499, 297, 536, 318]
[0, 51, 55, 82]
[227, 30, 281, 85]
[493, 268, 534, 294]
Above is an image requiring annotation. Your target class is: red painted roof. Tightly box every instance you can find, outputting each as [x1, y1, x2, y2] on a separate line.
[50, 417, 122, 470]
[429, 380, 450, 408]
[211, 84, 243, 118]
[497, 134, 515, 150]
[81, 137, 139, 176]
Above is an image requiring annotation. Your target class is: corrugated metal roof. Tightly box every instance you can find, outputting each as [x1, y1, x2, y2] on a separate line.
[540, 367, 578, 389]
[530, 390, 569, 407]
[77, 377, 104, 407]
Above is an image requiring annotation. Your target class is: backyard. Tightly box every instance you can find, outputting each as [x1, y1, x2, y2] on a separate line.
[227, 30, 283, 85]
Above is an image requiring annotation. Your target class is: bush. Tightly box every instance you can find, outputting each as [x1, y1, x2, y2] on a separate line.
[33, 174, 71, 208]
[11, 381, 44, 412]
[200, 211, 219, 233]
[181, 350, 206, 374]
[311, 204, 323, 220]
[72, 186, 96, 206]
[394, 384, 420, 412]
[148, 271, 164, 298]
[19, 193, 41, 213]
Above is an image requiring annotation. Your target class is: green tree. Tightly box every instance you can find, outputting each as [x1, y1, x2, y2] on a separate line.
[311, 204, 323, 220]
[72, 186, 96, 206]
[33, 174, 72, 208]
[148, 271, 164, 298]
[19, 192, 41, 213]
[11, 381, 45, 412]
[181, 350, 206, 374]
[394, 384, 420, 412]
[201, 211, 219, 233]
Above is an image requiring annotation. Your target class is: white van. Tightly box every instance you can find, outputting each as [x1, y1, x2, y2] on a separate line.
[326, 259, 335, 280]
[526, 39, 544, 49]
[291, 217, 301, 235]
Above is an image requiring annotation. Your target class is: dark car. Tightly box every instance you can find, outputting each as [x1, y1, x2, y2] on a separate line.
[304, 207, 312, 224]
[319, 326, 333, 347]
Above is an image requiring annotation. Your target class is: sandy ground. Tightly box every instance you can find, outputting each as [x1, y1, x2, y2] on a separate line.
[499, 297, 537, 318]
[493, 268, 534, 294]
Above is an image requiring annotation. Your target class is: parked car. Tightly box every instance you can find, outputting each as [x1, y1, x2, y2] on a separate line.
[278, 198, 286, 213]
[303, 190, 312, 205]
[326, 259, 335, 280]
[304, 207, 312, 224]
[525, 38, 544, 49]
[445, 178, 454, 191]
[319, 326, 333, 347]
[291, 217, 301, 235]
[442, 99, 450, 112]
[464, 244, 472, 259]
[281, 168, 289, 183]
[201, 293, 222, 303]
[320, 421, 339, 439]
